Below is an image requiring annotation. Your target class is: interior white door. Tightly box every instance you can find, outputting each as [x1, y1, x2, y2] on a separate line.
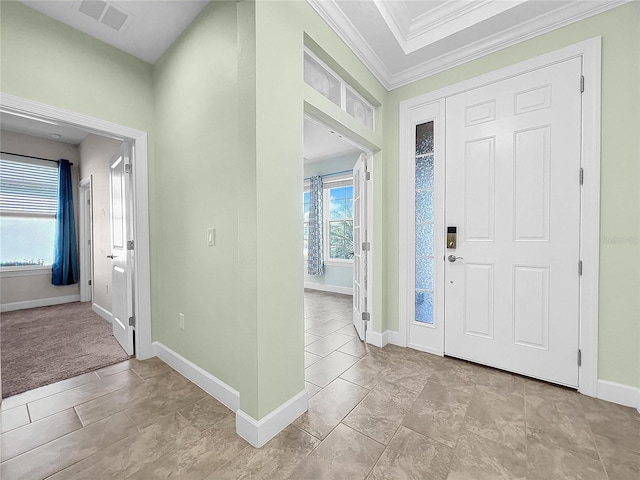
[352, 154, 367, 341]
[444, 57, 582, 386]
[109, 143, 134, 355]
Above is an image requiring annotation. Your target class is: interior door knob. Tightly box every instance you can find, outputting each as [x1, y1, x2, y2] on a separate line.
[448, 255, 463, 263]
[107, 254, 117, 259]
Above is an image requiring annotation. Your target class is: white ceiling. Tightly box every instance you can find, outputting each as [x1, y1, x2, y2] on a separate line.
[304, 118, 361, 162]
[308, 0, 629, 89]
[19, 1, 210, 64]
[1, 112, 88, 145]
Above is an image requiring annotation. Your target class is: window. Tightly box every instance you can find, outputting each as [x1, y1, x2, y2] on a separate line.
[326, 184, 353, 261]
[0, 158, 58, 267]
[304, 50, 375, 130]
[303, 189, 310, 260]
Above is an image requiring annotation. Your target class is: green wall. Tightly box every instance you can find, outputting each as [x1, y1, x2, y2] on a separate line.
[383, 3, 640, 388]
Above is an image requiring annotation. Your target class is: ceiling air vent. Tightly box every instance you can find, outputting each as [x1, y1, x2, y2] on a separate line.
[76, 1, 133, 32]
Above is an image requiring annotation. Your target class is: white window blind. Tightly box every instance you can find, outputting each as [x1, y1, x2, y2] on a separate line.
[0, 159, 58, 216]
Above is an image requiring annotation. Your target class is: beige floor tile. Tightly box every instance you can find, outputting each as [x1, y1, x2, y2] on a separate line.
[304, 332, 322, 346]
[124, 380, 207, 428]
[593, 432, 640, 480]
[305, 332, 353, 357]
[579, 395, 640, 454]
[1, 408, 81, 462]
[526, 437, 608, 480]
[27, 369, 142, 421]
[306, 319, 351, 337]
[178, 395, 232, 432]
[305, 351, 360, 388]
[305, 351, 323, 367]
[1, 372, 100, 411]
[524, 379, 583, 419]
[289, 423, 384, 480]
[475, 365, 525, 393]
[338, 337, 367, 358]
[368, 425, 453, 480]
[294, 378, 369, 440]
[336, 324, 357, 337]
[209, 424, 318, 480]
[344, 380, 419, 445]
[95, 359, 133, 378]
[382, 361, 434, 394]
[129, 357, 174, 379]
[340, 353, 386, 389]
[127, 415, 248, 480]
[0, 404, 30, 434]
[47, 411, 201, 480]
[0, 411, 136, 480]
[75, 371, 189, 426]
[448, 432, 526, 480]
[305, 382, 322, 399]
[428, 357, 478, 387]
[402, 381, 474, 448]
[463, 385, 526, 452]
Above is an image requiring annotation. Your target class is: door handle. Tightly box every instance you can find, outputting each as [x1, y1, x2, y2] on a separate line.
[448, 255, 463, 263]
[107, 255, 117, 259]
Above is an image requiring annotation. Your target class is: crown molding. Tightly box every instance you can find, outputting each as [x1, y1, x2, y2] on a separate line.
[307, 0, 630, 91]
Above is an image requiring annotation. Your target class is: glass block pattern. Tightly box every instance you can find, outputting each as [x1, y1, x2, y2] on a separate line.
[415, 121, 434, 324]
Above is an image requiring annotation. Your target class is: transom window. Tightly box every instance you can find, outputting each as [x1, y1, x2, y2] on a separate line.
[0, 157, 58, 267]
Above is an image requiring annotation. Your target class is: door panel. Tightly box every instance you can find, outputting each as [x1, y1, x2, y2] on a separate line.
[109, 143, 134, 356]
[444, 57, 582, 387]
[352, 154, 366, 340]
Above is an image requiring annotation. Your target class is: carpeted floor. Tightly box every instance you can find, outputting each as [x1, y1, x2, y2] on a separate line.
[1, 302, 131, 398]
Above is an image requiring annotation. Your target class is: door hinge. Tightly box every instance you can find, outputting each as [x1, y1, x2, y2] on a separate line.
[578, 260, 583, 276]
[128, 316, 135, 327]
[580, 168, 584, 185]
[87, 199, 90, 205]
[125, 164, 131, 174]
[580, 75, 585, 93]
[365, 171, 371, 180]
[362, 312, 370, 322]
[578, 349, 582, 366]
[127, 240, 134, 251]
[362, 242, 371, 252]
[88, 239, 91, 245]
[88, 280, 92, 286]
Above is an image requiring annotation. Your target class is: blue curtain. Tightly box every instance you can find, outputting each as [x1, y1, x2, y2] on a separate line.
[52, 159, 78, 285]
[307, 175, 324, 276]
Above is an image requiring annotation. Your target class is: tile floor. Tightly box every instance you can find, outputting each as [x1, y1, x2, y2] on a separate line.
[1, 289, 638, 479]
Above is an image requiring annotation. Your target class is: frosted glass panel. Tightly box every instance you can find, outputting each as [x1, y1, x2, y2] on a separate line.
[415, 121, 434, 325]
[415, 154, 434, 189]
[415, 224, 433, 257]
[346, 87, 374, 129]
[416, 257, 433, 290]
[415, 291, 433, 324]
[415, 190, 433, 223]
[304, 53, 341, 106]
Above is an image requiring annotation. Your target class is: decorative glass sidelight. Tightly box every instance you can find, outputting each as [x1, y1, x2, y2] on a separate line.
[415, 122, 434, 324]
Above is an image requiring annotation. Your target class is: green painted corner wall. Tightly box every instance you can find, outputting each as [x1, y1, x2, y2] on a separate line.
[383, 3, 640, 388]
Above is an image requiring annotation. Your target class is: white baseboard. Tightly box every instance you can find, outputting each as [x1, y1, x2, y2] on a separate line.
[386, 330, 402, 346]
[153, 342, 240, 412]
[92, 303, 113, 324]
[597, 379, 640, 413]
[236, 389, 308, 448]
[304, 282, 353, 296]
[366, 329, 388, 347]
[1, 294, 80, 312]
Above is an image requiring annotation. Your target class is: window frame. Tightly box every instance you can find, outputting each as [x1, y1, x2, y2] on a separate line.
[0, 155, 58, 272]
[322, 175, 354, 266]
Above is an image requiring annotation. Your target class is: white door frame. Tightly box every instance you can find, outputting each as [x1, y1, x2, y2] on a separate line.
[79, 176, 94, 303]
[303, 113, 376, 345]
[0, 92, 154, 360]
[398, 37, 601, 397]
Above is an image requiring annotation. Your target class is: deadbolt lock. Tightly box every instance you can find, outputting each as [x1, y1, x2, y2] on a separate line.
[447, 226, 457, 249]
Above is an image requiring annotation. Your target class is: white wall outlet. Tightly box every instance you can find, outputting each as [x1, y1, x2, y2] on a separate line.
[178, 313, 185, 331]
[207, 227, 216, 246]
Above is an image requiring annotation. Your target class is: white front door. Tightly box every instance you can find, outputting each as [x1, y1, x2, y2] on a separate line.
[444, 57, 582, 386]
[109, 143, 134, 356]
[352, 154, 367, 341]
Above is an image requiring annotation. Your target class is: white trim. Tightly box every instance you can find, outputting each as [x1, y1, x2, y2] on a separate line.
[0, 266, 52, 278]
[306, 0, 626, 90]
[236, 390, 308, 448]
[304, 282, 353, 296]
[79, 176, 93, 303]
[597, 380, 640, 413]
[92, 303, 112, 324]
[366, 329, 387, 348]
[1, 294, 80, 312]
[1, 92, 153, 360]
[153, 341, 240, 413]
[398, 38, 601, 396]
